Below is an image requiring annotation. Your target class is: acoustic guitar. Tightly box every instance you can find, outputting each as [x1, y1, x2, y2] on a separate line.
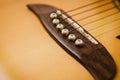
[0, 0, 120, 80]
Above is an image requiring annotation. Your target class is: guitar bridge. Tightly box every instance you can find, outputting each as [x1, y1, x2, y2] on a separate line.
[27, 4, 116, 80]
[49, 10, 98, 45]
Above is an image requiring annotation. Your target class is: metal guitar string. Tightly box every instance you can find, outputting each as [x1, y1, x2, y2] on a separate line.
[64, 5, 116, 30]
[55, 0, 120, 37]
[66, 6, 115, 27]
[64, 0, 104, 13]
[69, 1, 111, 17]
[96, 25, 120, 37]
[62, 1, 113, 28]
[60, 0, 112, 23]
[87, 14, 120, 32]
[82, 11, 119, 26]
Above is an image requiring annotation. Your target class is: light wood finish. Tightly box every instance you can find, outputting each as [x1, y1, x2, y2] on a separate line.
[0, 0, 120, 80]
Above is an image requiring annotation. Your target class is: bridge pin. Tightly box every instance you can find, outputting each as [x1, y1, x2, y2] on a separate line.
[56, 23, 64, 30]
[68, 34, 76, 41]
[75, 39, 84, 46]
[61, 28, 69, 36]
[50, 13, 57, 19]
[52, 18, 60, 24]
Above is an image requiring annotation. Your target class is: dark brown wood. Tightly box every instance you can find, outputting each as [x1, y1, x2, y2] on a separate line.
[27, 4, 116, 80]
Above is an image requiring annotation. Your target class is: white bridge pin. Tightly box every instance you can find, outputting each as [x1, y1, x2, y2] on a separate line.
[61, 28, 69, 36]
[50, 13, 57, 19]
[75, 39, 84, 46]
[68, 34, 76, 41]
[56, 23, 64, 30]
[52, 18, 60, 24]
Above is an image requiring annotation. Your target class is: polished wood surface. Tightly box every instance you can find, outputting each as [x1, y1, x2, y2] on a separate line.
[0, 0, 120, 80]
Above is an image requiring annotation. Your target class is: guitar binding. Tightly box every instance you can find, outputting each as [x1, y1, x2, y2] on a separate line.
[27, 4, 116, 80]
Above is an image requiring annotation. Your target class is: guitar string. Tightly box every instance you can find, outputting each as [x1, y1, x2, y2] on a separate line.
[52, 0, 103, 17]
[78, 7, 120, 37]
[64, 0, 118, 13]
[60, 0, 111, 23]
[63, 1, 120, 36]
[87, 13, 120, 32]
[89, 16, 120, 33]
[52, 0, 113, 24]
[73, 7, 114, 23]
[77, 4, 120, 36]
[82, 11, 119, 26]
[52, 0, 119, 36]
[70, 1, 112, 17]
[64, 0, 120, 57]
[64, 0, 104, 13]
[70, 11, 120, 35]
[95, 25, 120, 37]
[64, 5, 115, 28]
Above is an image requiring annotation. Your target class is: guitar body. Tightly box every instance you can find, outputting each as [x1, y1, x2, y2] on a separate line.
[0, 0, 120, 80]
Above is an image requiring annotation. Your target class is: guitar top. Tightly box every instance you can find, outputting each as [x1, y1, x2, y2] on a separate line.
[0, 0, 120, 80]
[27, 4, 116, 80]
